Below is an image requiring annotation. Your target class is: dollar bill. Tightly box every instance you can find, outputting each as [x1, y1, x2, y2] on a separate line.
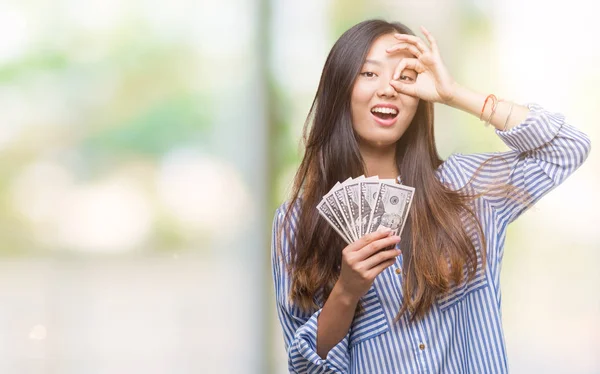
[343, 179, 361, 241]
[398, 185, 414, 236]
[324, 192, 354, 242]
[358, 178, 380, 237]
[366, 182, 415, 237]
[319, 175, 415, 244]
[317, 199, 351, 244]
[333, 186, 357, 241]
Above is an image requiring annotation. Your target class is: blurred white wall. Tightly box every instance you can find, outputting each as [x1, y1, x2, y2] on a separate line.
[492, 1, 600, 372]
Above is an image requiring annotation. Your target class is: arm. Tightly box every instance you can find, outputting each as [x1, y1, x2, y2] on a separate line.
[272, 206, 401, 372]
[385, 29, 591, 224]
[272, 206, 351, 373]
[316, 282, 359, 359]
[387, 28, 526, 132]
[447, 84, 530, 132]
[447, 103, 591, 224]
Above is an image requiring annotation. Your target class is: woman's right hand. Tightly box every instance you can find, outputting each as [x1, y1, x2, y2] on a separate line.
[336, 229, 402, 300]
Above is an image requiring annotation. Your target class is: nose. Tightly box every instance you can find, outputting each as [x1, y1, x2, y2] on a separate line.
[377, 80, 398, 98]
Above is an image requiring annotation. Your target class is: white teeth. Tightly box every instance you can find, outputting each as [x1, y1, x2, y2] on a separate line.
[371, 107, 398, 115]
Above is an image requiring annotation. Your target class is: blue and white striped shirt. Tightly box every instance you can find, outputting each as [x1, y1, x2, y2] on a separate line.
[271, 104, 591, 373]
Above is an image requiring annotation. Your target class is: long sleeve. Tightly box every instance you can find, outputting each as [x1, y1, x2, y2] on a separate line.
[446, 103, 591, 225]
[271, 206, 351, 374]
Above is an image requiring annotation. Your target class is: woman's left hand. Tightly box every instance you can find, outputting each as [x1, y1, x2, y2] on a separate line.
[387, 26, 458, 104]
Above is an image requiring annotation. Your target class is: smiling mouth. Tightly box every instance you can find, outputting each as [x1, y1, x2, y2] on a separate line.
[370, 107, 398, 121]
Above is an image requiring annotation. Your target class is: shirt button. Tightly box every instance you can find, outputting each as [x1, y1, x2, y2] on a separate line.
[419, 343, 426, 350]
[395, 267, 402, 275]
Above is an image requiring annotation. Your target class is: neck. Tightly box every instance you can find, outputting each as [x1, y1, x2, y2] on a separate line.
[359, 142, 399, 179]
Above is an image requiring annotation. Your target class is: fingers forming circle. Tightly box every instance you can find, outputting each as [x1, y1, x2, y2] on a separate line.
[387, 42, 422, 59]
[420, 26, 439, 55]
[393, 57, 421, 80]
[393, 33, 429, 55]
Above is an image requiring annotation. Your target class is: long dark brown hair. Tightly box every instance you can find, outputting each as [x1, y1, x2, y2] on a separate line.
[278, 19, 490, 320]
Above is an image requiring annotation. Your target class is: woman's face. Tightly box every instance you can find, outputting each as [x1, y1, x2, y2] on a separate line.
[350, 33, 420, 149]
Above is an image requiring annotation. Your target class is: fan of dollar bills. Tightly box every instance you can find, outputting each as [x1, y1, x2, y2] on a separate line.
[317, 176, 415, 244]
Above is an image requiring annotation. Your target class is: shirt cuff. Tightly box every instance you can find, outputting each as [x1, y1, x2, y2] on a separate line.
[495, 103, 564, 152]
[292, 309, 350, 374]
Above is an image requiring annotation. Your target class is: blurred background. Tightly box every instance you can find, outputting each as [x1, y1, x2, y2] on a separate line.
[0, 0, 598, 373]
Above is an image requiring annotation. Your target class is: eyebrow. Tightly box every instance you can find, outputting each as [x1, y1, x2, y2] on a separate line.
[363, 57, 417, 73]
[363, 59, 382, 66]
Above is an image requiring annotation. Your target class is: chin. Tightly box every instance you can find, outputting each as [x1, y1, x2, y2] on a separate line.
[366, 136, 401, 149]
[355, 127, 407, 149]
[376, 130, 407, 145]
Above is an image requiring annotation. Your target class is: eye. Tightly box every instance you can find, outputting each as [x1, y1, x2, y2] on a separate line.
[360, 71, 377, 78]
[399, 75, 415, 82]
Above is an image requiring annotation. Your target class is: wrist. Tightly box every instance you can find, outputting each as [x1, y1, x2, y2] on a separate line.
[445, 82, 465, 107]
[445, 84, 490, 118]
[332, 280, 360, 307]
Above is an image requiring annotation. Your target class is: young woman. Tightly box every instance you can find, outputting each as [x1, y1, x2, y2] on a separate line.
[271, 19, 590, 373]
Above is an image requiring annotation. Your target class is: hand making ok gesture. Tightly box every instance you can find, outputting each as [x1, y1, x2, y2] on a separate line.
[387, 26, 458, 104]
